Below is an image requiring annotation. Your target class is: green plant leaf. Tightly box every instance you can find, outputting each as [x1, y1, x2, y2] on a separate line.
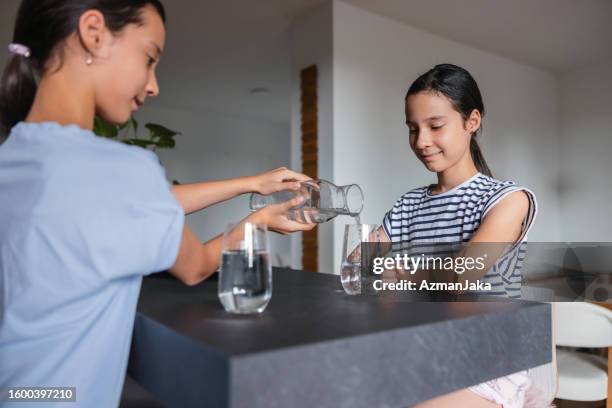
[145, 123, 180, 139]
[145, 123, 179, 149]
[92, 116, 179, 151]
[131, 117, 139, 137]
[93, 116, 119, 138]
[125, 138, 156, 148]
[156, 136, 176, 149]
[118, 120, 131, 131]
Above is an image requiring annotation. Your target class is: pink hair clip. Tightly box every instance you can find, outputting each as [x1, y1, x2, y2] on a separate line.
[8, 43, 31, 58]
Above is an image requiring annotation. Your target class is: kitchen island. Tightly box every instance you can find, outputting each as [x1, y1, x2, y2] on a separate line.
[128, 268, 551, 408]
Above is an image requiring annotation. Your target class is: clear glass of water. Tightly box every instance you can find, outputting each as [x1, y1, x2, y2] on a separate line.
[340, 223, 380, 295]
[218, 222, 272, 314]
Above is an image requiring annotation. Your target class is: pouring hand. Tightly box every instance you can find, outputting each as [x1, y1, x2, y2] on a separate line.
[249, 196, 316, 234]
[250, 167, 312, 195]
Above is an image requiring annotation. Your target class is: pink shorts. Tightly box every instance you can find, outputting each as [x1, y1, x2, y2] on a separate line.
[469, 371, 555, 408]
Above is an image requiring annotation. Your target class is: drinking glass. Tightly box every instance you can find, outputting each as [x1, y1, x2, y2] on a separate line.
[340, 223, 380, 295]
[218, 222, 272, 314]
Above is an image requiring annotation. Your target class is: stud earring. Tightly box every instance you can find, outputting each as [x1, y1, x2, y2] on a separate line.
[85, 52, 93, 65]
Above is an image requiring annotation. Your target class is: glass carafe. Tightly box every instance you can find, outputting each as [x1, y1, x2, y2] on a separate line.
[249, 179, 363, 223]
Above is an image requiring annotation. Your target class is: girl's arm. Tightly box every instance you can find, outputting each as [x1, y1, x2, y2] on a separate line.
[171, 167, 311, 215]
[468, 190, 529, 243]
[169, 196, 314, 285]
[387, 191, 530, 285]
[432, 190, 530, 284]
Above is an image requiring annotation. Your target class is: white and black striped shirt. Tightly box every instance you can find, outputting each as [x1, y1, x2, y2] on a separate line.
[382, 172, 537, 298]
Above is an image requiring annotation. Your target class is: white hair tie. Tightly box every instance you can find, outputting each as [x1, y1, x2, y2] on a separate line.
[8, 43, 31, 58]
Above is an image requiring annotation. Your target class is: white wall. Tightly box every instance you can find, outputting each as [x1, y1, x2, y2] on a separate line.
[331, 1, 562, 272]
[137, 104, 293, 267]
[558, 59, 612, 242]
[289, 2, 334, 271]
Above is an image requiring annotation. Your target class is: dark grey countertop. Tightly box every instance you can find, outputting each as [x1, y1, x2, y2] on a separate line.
[128, 268, 552, 408]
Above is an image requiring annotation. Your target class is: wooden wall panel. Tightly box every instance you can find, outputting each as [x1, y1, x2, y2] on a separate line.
[300, 65, 318, 272]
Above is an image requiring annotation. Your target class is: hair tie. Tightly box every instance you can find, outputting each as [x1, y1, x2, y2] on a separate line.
[8, 43, 31, 58]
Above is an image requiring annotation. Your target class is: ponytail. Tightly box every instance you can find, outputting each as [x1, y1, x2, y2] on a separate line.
[470, 136, 492, 177]
[0, 52, 38, 134]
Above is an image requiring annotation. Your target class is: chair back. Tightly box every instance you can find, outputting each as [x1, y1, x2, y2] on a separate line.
[555, 302, 612, 347]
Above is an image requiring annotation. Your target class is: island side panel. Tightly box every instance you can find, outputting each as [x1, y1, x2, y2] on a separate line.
[229, 303, 551, 408]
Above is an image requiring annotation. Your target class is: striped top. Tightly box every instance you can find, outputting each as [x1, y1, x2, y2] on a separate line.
[382, 172, 537, 298]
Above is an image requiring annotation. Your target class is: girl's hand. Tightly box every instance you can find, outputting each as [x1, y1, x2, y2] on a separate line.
[250, 167, 312, 195]
[249, 196, 316, 234]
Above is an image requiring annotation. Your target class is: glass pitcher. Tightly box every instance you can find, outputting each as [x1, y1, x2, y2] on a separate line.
[249, 179, 363, 223]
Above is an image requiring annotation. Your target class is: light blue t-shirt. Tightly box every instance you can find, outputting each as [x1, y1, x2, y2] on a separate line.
[0, 122, 184, 407]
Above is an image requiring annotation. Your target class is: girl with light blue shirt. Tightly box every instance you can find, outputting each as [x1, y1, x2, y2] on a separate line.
[0, 1, 314, 406]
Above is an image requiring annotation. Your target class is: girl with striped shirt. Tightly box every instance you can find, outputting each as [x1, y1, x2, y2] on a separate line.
[378, 64, 551, 407]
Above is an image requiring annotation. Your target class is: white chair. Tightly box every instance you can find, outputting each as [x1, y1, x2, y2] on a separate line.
[554, 302, 612, 405]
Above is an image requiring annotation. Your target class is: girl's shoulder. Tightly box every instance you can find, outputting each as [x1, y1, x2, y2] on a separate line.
[392, 173, 515, 203]
[3, 121, 168, 196]
[471, 173, 518, 200]
[6, 121, 159, 169]
[475, 174, 537, 220]
[395, 185, 429, 203]
[387, 173, 536, 211]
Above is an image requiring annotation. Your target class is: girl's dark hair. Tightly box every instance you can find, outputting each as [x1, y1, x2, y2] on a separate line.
[406, 63, 492, 177]
[0, 0, 166, 134]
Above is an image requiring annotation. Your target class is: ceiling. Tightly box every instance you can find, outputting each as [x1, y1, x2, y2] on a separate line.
[1, 0, 611, 125]
[142, 0, 325, 124]
[345, 0, 612, 73]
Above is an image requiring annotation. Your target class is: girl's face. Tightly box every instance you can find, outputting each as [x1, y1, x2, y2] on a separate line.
[91, 6, 166, 124]
[405, 91, 479, 173]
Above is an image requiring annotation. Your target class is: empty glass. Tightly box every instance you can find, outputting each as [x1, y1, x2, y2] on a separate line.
[218, 222, 272, 314]
[340, 223, 380, 295]
[249, 179, 364, 223]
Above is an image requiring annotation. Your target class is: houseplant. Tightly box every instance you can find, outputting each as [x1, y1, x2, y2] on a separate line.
[93, 116, 181, 184]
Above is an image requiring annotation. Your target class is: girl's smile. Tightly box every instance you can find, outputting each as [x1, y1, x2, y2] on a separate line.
[420, 150, 443, 161]
[132, 97, 144, 112]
